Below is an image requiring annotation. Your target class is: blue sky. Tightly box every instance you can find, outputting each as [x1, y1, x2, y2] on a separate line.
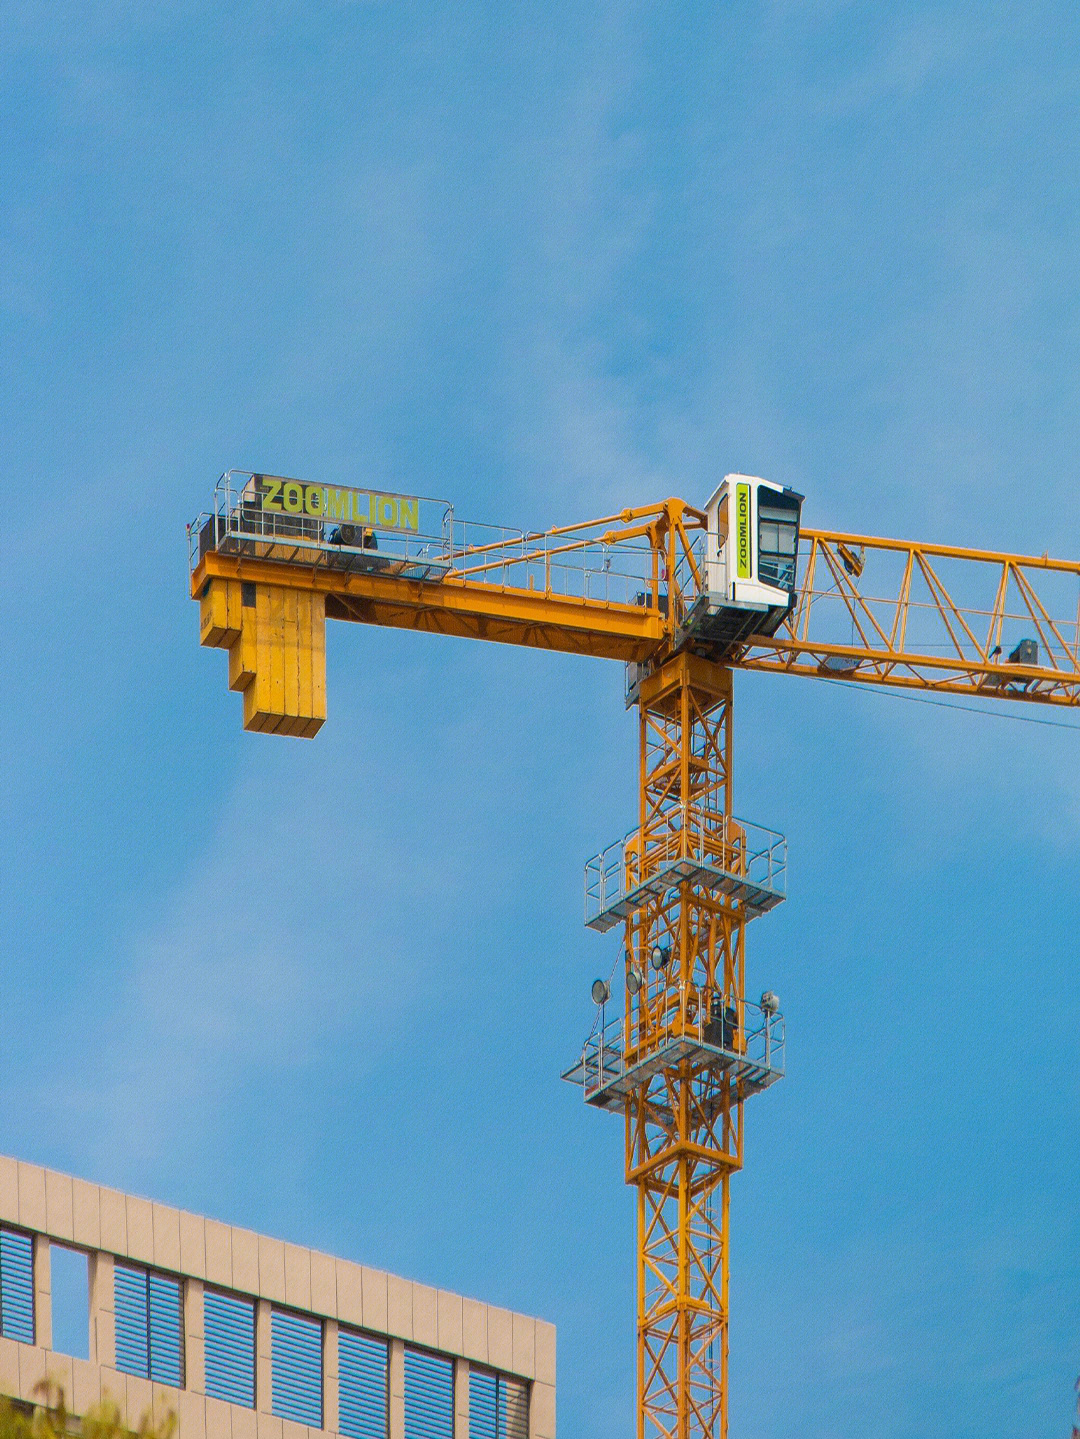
[2, 2, 1079, 1435]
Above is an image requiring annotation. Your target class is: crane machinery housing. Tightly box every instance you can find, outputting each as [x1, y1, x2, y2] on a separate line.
[189, 471, 1080, 1439]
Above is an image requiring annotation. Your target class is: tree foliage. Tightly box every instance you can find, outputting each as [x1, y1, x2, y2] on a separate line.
[0, 1382, 175, 1439]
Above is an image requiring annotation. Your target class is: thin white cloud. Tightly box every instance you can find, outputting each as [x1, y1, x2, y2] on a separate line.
[813, 15, 969, 117]
[18, 715, 466, 1173]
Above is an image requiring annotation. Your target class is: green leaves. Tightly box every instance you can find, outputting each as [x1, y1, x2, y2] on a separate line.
[0, 1382, 175, 1439]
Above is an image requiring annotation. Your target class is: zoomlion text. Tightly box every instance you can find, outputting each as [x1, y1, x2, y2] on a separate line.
[259, 479, 420, 533]
[735, 482, 751, 579]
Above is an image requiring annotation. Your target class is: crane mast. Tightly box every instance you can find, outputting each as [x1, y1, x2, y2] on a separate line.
[189, 471, 1080, 1439]
[628, 655, 744, 1439]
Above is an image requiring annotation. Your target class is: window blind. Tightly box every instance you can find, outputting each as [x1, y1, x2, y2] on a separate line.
[271, 1308, 323, 1427]
[338, 1328, 388, 1439]
[114, 1263, 184, 1387]
[204, 1289, 256, 1408]
[403, 1347, 453, 1439]
[0, 1228, 34, 1344]
[469, 1369, 528, 1439]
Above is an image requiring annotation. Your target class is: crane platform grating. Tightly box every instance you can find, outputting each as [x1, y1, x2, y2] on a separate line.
[584, 819, 786, 932]
[563, 999, 785, 1115]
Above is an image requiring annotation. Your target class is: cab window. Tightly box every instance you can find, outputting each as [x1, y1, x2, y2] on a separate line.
[757, 495, 800, 591]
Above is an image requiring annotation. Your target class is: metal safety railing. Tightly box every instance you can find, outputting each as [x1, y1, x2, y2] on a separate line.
[189, 473, 668, 608]
[584, 815, 787, 927]
[571, 994, 785, 1105]
[188, 472, 455, 581]
[448, 517, 659, 607]
[673, 530, 709, 602]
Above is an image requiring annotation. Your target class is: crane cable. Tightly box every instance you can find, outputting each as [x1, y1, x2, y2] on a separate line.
[820, 677, 1080, 731]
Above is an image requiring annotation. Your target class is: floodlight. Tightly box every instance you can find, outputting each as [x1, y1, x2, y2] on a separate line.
[760, 991, 780, 1015]
[591, 979, 611, 1005]
[626, 969, 643, 995]
[650, 944, 671, 972]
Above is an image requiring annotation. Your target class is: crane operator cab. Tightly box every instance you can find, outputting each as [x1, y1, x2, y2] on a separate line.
[680, 474, 804, 655]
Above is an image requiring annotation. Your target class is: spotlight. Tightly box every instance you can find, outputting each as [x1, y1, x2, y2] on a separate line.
[591, 979, 611, 1005]
[626, 969, 643, 995]
[650, 944, 671, 972]
[760, 991, 780, 1016]
[1009, 638, 1038, 666]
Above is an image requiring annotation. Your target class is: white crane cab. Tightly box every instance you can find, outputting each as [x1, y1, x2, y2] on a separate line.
[682, 475, 804, 653]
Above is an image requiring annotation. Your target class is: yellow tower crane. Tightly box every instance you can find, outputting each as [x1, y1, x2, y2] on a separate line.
[189, 471, 1080, 1439]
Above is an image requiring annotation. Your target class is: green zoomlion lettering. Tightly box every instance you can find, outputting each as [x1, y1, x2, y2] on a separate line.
[735, 483, 752, 580]
[324, 488, 350, 521]
[257, 478, 425, 533]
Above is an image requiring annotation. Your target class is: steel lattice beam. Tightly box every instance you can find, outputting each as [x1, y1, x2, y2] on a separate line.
[625, 655, 746, 1439]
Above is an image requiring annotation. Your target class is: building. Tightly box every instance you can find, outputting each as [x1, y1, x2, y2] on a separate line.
[0, 1156, 554, 1439]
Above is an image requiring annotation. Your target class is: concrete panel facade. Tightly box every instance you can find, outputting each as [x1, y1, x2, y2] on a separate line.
[0, 1157, 554, 1439]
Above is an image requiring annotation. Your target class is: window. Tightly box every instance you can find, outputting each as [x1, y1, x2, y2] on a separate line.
[203, 1290, 256, 1408]
[271, 1308, 323, 1427]
[339, 1329, 388, 1439]
[757, 495, 800, 592]
[0, 1228, 34, 1344]
[403, 1348, 452, 1439]
[50, 1247, 89, 1359]
[114, 1263, 184, 1386]
[469, 1369, 528, 1439]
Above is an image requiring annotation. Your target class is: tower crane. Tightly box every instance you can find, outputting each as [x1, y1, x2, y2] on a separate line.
[189, 472, 1080, 1439]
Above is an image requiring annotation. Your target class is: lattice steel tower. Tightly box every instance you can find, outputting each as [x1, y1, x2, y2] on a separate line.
[567, 651, 785, 1439]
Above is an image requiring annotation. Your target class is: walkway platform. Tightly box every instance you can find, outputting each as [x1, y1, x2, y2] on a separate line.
[562, 999, 785, 1116]
[584, 819, 786, 932]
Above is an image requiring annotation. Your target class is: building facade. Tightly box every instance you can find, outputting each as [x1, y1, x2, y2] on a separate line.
[0, 1157, 554, 1439]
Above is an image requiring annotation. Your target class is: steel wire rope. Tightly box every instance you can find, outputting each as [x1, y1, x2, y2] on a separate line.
[819, 677, 1080, 730]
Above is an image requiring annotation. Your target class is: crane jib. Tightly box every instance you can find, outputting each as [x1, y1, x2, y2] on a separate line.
[191, 481, 1080, 732]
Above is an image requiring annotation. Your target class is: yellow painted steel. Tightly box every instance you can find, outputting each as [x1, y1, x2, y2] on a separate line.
[742, 528, 1080, 702]
[193, 550, 667, 662]
[193, 513, 1080, 711]
[228, 604, 257, 694]
[238, 584, 325, 738]
[200, 576, 326, 735]
[199, 577, 243, 649]
[191, 496, 1080, 1439]
[627, 653, 742, 1439]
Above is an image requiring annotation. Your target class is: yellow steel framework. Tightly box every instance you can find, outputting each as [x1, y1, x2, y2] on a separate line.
[190, 482, 1080, 1439]
[628, 654, 742, 1439]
